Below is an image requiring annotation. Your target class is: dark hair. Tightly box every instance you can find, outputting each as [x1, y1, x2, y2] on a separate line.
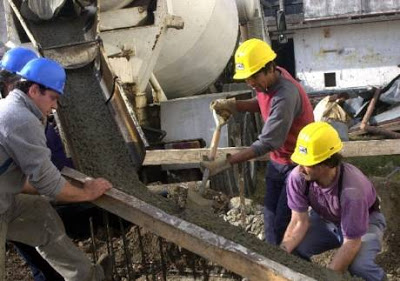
[0, 70, 19, 83]
[256, 61, 276, 76]
[13, 80, 35, 94]
[318, 153, 343, 168]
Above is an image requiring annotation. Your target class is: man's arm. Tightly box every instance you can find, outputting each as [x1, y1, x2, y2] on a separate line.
[280, 210, 310, 253]
[22, 178, 112, 202]
[236, 98, 260, 113]
[55, 178, 112, 202]
[21, 180, 39, 195]
[328, 237, 362, 273]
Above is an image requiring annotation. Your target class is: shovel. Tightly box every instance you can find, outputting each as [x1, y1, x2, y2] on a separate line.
[199, 110, 228, 194]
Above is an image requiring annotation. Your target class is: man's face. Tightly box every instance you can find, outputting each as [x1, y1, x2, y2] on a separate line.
[29, 84, 60, 116]
[298, 164, 325, 182]
[245, 71, 268, 93]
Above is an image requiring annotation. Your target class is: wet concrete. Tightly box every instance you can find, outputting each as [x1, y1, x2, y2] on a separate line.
[25, 9, 88, 48]
[28, 9, 358, 280]
[56, 64, 357, 281]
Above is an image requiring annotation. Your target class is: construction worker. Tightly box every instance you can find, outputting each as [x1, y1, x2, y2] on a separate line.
[0, 57, 113, 281]
[0, 46, 66, 281]
[0, 46, 39, 97]
[201, 38, 314, 245]
[281, 122, 386, 281]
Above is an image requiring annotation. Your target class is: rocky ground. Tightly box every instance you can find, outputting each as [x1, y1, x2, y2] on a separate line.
[6, 175, 400, 280]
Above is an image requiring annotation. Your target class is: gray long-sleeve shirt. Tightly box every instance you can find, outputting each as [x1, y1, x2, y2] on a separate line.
[251, 74, 302, 157]
[0, 89, 65, 214]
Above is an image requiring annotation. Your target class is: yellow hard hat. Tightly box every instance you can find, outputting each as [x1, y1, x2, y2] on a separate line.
[233, 38, 277, 80]
[291, 122, 343, 166]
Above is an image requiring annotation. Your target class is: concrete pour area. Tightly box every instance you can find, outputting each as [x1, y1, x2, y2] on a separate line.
[10, 4, 372, 280]
[54, 63, 358, 280]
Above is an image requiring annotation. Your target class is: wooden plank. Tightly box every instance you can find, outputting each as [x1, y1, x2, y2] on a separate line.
[61, 167, 316, 281]
[143, 139, 400, 165]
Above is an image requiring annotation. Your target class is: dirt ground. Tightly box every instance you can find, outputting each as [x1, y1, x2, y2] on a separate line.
[5, 175, 400, 281]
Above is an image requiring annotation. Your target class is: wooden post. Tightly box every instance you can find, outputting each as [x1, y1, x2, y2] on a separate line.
[360, 88, 381, 130]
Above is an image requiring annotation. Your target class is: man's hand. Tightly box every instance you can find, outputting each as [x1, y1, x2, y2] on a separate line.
[83, 178, 112, 201]
[200, 156, 232, 176]
[210, 98, 237, 120]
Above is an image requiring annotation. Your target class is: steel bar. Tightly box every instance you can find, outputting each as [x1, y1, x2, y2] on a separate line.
[89, 216, 98, 262]
[136, 227, 149, 281]
[103, 211, 116, 281]
[158, 237, 167, 281]
[119, 218, 134, 281]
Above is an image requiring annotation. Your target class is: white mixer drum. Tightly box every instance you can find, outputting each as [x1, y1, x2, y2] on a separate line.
[154, 0, 239, 99]
[99, 0, 135, 12]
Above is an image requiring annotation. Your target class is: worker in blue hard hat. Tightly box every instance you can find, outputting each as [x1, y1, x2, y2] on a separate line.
[0, 46, 38, 97]
[1, 46, 64, 281]
[0, 57, 114, 281]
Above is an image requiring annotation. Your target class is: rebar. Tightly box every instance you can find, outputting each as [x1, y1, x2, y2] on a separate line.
[103, 211, 116, 281]
[119, 218, 134, 280]
[136, 226, 149, 281]
[158, 237, 167, 281]
[89, 216, 97, 262]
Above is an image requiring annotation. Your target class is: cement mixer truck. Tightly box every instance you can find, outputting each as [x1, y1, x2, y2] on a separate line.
[1, 0, 266, 195]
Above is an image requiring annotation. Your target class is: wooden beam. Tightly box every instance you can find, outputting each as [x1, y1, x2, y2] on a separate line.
[61, 167, 315, 281]
[143, 139, 400, 165]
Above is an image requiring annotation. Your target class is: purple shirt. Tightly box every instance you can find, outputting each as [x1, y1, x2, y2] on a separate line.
[287, 163, 377, 239]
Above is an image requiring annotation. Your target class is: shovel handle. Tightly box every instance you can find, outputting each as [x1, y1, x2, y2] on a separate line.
[208, 124, 222, 161]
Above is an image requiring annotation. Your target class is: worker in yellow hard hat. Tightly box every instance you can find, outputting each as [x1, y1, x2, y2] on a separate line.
[281, 122, 386, 281]
[201, 38, 314, 245]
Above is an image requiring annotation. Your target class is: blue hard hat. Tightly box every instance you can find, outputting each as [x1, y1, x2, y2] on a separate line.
[0, 47, 39, 74]
[17, 58, 66, 95]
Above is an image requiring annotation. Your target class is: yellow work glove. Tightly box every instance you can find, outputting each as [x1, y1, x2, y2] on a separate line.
[210, 98, 237, 120]
[200, 155, 232, 176]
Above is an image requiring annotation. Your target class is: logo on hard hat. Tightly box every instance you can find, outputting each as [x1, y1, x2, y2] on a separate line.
[299, 146, 307, 154]
[236, 63, 245, 70]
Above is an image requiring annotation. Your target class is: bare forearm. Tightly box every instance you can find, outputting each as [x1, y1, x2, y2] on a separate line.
[236, 99, 260, 113]
[281, 215, 309, 253]
[55, 181, 90, 203]
[329, 238, 361, 273]
[228, 147, 257, 164]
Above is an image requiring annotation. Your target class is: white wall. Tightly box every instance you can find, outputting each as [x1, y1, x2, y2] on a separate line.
[293, 20, 400, 92]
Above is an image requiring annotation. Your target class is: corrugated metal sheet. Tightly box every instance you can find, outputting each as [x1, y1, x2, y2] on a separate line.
[304, 0, 400, 19]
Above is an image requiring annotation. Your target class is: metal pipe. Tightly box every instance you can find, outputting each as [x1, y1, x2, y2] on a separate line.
[150, 73, 168, 103]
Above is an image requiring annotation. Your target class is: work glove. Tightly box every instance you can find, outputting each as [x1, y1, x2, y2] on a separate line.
[200, 154, 232, 177]
[210, 98, 237, 120]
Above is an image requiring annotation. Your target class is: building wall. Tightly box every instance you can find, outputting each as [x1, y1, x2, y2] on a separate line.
[304, 0, 400, 19]
[293, 20, 400, 92]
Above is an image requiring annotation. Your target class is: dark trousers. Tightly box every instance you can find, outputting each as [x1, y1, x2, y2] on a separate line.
[263, 160, 295, 245]
[13, 241, 64, 281]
